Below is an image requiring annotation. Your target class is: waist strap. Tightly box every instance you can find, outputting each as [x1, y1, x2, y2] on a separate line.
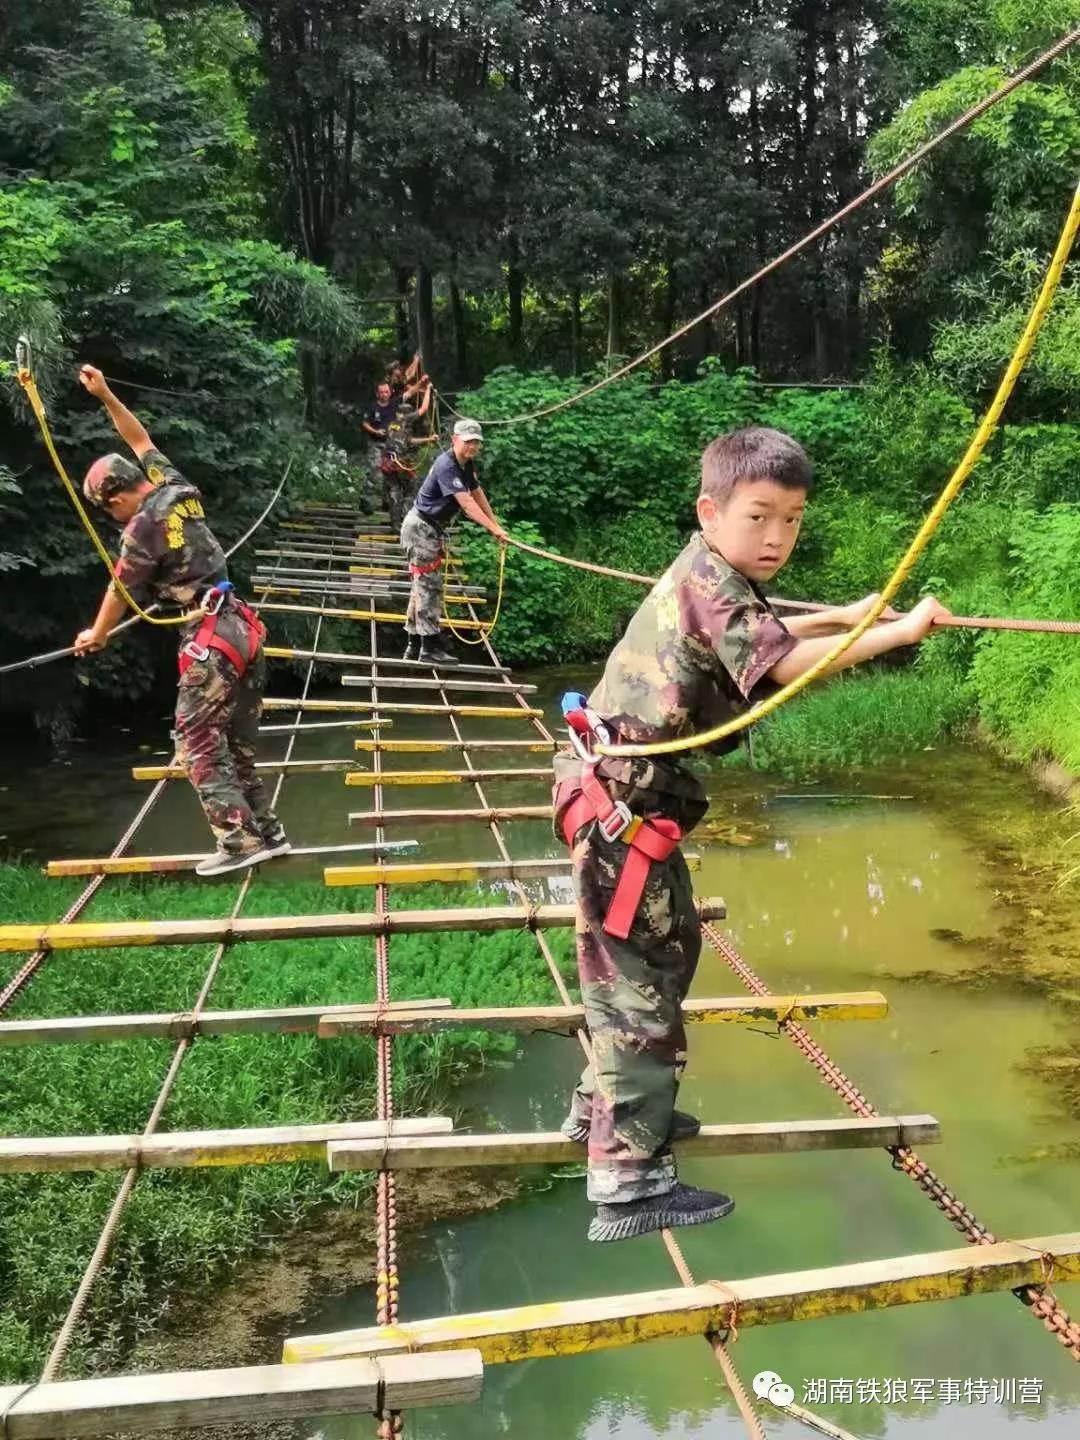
[178, 588, 265, 678]
[560, 767, 681, 940]
[409, 550, 445, 577]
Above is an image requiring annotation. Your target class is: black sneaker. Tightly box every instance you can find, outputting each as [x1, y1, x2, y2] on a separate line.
[402, 637, 420, 662]
[561, 1110, 701, 1146]
[418, 639, 456, 666]
[587, 1182, 735, 1243]
[260, 826, 292, 861]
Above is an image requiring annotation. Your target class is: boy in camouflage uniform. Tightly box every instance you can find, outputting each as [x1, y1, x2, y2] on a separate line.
[554, 426, 949, 1242]
[380, 381, 437, 531]
[72, 365, 289, 878]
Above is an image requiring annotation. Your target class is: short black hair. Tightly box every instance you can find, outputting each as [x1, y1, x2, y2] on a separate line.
[700, 427, 813, 505]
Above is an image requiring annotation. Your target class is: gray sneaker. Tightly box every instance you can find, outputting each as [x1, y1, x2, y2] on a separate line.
[418, 638, 456, 666]
[195, 846, 270, 878]
[402, 637, 420, 662]
[561, 1110, 701, 1146]
[587, 1181, 735, 1243]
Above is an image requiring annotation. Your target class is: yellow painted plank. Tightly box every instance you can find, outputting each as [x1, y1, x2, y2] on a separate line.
[284, 1232, 1080, 1365]
[343, 767, 552, 788]
[323, 855, 701, 887]
[256, 603, 486, 628]
[352, 740, 555, 754]
[45, 840, 418, 879]
[132, 758, 358, 781]
[253, 585, 482, 608]
[318, 992, 886, 1037]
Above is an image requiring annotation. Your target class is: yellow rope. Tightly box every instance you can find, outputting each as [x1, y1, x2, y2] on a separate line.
[596, 174, 1080, 760]
[442, 541, 508, 645]
[16, 364, 201, 627]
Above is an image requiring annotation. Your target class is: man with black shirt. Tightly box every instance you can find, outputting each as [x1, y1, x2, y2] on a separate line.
[399, 418, 507, 664]
[360, 381, 398, 507]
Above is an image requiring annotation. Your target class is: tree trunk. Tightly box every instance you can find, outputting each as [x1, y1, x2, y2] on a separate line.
[569, 285, 581, 374]
[507, 265, 524, 361]
[606, 270, 625, 360]
[415, 264, 435, 372]
[450, 276, 468, 384]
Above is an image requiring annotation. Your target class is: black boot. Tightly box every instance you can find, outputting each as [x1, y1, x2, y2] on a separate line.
[588, 1182, 735, 1243]
[561, 1110, 701, 1146]
[418, 635, 456, 666]
[402, 636, 419, 662]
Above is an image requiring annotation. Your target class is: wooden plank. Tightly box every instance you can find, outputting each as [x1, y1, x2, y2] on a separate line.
[255, 566, 485, 597]
[260, 720, 389, 735]
[350, 806, 554, 827]
[254, 584, 483, 608]
[341, 675, 537, 694]
[257, 602, 486, 628]
[283, 1232, 1080, 1366]
[324, 856, 701, 887]
[0, 1118, 454, 1174]
[263, 697, 542, 719]
[263, 645, 509, 675]
[132, 758, 362, 781]
[343, 767, 552, 788]
[326, 1115, 939, 1173]
[0, 1352, 483, 1437]
[318, 992, 886, 1038]
[0, 998, 453, 1047]
[45, 840, 419, 878]
[0, 900, 726, 953]
[352, 740, 556, 754]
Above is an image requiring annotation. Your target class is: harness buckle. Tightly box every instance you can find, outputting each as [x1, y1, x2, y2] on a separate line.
[597, 799, 634, 843]
[183, 640, 210, 663]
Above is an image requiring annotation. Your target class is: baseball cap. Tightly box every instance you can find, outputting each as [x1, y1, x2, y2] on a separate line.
[453, 418, 483, 442]
[83, 453, 143, 508]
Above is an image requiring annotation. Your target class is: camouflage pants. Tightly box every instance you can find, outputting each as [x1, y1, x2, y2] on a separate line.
[567, 819, 702, 1203]
[383, 465, 418, 532]
[359, 446, 384, 513]
[174, 609, 279, 855]
[400, 508, 445, 638]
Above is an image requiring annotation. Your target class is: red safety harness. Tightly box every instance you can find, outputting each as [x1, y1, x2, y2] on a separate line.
[409, 550, 445, 577]
[177, 584, 266, 678]
[559, 704, 682, 941]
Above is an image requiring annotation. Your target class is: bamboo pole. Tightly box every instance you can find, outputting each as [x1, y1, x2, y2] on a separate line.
[254, 584, 483, 609]
[343, 768, 553, 789]
[318, 992, 889, 1036]
[326, 1114, 939, 1172]
[0, 900, 727, 953]
[323, 856, 701, 887]
[283, 1232, 1080, 1366]
[263, 646, 509, 675]
[0, 1352, 484, 1438]
[45, 840, 419, 879]
[349, 806, 554, 827]
[262, 698, 542, 719]
[0, 998, 453, 1047]
[0, 1117, 453, 1174]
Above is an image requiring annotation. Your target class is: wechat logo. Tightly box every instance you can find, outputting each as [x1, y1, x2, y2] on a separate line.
[753, 1370, 795, 1408]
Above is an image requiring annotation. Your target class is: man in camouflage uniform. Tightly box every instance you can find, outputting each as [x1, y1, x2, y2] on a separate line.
[554, 426, 950, 1241]
[399, 417, 507, 665]
[72, 365, 289, 878]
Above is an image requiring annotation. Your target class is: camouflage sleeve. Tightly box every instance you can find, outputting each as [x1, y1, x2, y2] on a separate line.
[681, 576, 797, 700]
[111, 510, 163, 602]
[139, 447, 184, 488]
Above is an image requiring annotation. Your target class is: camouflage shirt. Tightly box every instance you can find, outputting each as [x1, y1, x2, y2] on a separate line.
[382, 405, 421, 469]
[554, 532, 796, 829]
[112, 449, 227, 614]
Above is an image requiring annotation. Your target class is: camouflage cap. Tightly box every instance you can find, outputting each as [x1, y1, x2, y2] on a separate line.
[83, 453, 144, 508]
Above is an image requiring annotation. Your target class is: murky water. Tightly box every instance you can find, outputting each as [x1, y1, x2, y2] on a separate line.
[3, 669, 1080, 1437]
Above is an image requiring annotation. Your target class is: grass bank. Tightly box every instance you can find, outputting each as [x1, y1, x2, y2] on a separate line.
[0, 864, 575, 1382]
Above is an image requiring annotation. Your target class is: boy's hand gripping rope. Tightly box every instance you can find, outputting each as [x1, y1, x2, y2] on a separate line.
[15, 338, 204, 629]
[595, 175, 1080, 760]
